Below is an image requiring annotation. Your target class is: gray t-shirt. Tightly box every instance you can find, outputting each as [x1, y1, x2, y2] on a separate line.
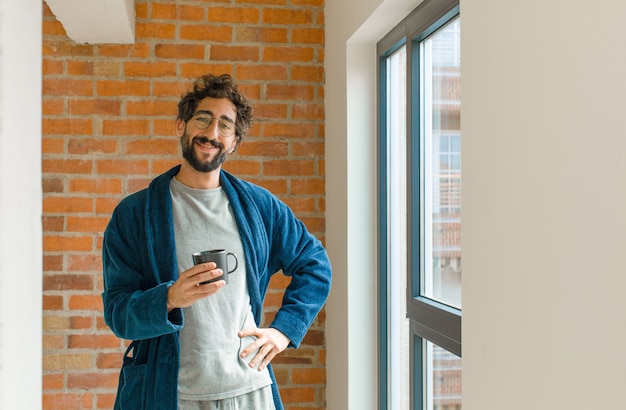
[170, 177, 272, 401]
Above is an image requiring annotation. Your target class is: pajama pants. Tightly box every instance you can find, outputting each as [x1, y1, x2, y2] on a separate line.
[178, 385, 276, 410]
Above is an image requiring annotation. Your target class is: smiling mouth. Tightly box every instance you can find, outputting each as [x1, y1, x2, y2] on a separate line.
[194, 137, 223, 151]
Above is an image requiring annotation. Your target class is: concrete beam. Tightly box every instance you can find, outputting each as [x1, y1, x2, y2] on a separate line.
[44, 0, 135, 44]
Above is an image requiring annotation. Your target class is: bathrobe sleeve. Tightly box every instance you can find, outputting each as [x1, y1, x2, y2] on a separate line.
[264, 197, 332, 348]
[222, 172, 332, 349]
[102, 188, 183, 341]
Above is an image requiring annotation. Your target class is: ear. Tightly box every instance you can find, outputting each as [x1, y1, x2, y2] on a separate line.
[175, 119, 186, 137]
[229, 137, 241, 154]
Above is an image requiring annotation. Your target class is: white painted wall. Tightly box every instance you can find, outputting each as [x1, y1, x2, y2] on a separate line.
[326, 0, 626, 409]
[461, 1, 626, 409]
[0, 0, 42, 409]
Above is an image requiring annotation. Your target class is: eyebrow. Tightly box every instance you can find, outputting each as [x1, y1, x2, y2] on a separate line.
[193, 110, 235, 124]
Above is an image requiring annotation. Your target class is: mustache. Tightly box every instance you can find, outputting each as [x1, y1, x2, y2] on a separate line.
[193, 136, 224, 150]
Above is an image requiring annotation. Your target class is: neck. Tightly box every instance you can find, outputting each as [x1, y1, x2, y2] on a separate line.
[175, 162, 221, 189]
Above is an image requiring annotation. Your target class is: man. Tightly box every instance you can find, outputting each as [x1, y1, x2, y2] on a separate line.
[102, 74, 332, 410]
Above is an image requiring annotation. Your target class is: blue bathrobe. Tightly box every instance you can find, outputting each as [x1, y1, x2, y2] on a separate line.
[102, 165, 332, 410]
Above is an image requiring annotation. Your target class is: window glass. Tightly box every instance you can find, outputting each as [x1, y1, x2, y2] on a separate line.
[426, 341, 462, 410]
[420, 17, 462, 309]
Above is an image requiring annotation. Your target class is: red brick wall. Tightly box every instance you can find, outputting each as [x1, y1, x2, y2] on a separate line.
[41, 1, 326, 409]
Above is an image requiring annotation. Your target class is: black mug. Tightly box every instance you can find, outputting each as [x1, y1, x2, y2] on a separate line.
[192, 249, 238, 284]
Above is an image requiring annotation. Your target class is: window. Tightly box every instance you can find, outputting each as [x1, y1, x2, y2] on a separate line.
[420, 17, 462, 311]
[378, 0, 461, 409]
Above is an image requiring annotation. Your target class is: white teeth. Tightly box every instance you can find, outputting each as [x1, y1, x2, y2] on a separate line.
[197, 142, 216, 150]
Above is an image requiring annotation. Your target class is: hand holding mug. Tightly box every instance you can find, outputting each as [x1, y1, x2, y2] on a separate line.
[166, 262, 225, 311]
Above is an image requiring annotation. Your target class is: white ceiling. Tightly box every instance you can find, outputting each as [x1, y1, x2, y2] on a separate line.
[44, 0, 135, 44]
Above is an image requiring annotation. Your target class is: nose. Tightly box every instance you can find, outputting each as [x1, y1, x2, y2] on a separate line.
[199, 118, 221, 139]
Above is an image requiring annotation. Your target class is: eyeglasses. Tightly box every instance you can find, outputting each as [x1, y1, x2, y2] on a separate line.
[191, 113, 236, 137]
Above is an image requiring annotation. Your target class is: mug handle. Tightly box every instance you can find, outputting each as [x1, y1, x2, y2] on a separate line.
[227, 252, 238, 273]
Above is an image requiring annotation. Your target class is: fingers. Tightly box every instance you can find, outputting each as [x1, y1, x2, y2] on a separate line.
[181, 262, 220, 283]
[239, 328, 290, 371]
[252, 344, 277, 371]
[166, 263, 225, 310]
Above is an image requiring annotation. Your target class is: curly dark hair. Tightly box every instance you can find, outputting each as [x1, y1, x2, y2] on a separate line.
[177, 74, 253, 147]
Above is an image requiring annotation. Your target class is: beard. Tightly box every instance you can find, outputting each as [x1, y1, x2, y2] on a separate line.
[181, 134, 229, 173]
